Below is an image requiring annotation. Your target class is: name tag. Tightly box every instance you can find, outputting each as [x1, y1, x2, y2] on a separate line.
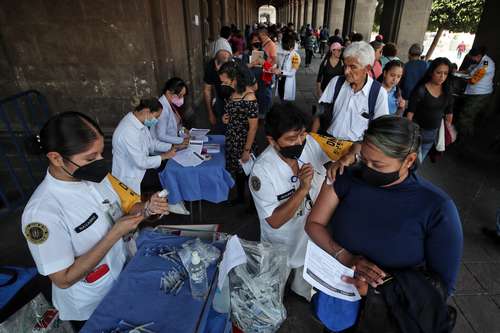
[277, 189, 295, 201]
[75, 213, 98, 233]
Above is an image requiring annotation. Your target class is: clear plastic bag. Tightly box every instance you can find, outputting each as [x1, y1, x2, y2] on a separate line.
[229, 239, 288, 333]
[177, 238, 221, 270]
[0, 293, 73, 332]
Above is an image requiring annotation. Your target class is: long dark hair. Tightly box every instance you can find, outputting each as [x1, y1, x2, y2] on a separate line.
[377, 59, 404, 82]
[415, 57, 453, 95]
[29, 111, 103, 157]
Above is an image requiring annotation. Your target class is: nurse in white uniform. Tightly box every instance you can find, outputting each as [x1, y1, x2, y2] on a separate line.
[22, 112, 169, 330]
[274, 33, 301, 101]
[112, 98, 176, 195]
[249, 103, 330, 300]
[152, 77, 190, 147]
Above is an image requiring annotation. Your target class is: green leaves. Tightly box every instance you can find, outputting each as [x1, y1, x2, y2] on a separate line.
[428, 0, 485, 33]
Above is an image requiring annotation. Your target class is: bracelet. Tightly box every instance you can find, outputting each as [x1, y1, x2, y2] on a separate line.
[334, 248, 345, 259]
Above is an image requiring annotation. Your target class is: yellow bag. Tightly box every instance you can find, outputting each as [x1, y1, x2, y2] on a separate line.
[310, 132, 353, 161]
[106, 174, 141, 214]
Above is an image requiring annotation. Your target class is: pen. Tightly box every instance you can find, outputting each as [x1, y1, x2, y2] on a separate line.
[297, 158, 322, 175]
[193, 151, 205, 161]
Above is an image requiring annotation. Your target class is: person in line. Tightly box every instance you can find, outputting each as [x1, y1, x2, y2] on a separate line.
[250, 103, 331, 301]
[458, 46, 496, 141]
[306, 116, 463, 332]
[380, 60, 405, 116]
[369, 40, 384, 79]
[22, 112, 169, 330]
[328, 28, 343, 46]
[400, 43, 429, 102]
[304, 29, 315, 68]
[316, 42, 344, 98]
[242, 32, 273, 118]
[257, 28, 278, 66]
[274, 34, 301, 101]
[319, 26, 329, 56]
[380, 42, 399, 70]
[219, 62, 259, 204]
[229, 30, 246, 59]
[313, 41, 389, 178]
[153, 77, 190, 148]
[203, 43, 233, 131]
[211, 25, 232, 57]
[457, 41, 466, 59]
[112, 98, 176, 195]
[407, 57, 454, 162]
[350, 32, 363, 42]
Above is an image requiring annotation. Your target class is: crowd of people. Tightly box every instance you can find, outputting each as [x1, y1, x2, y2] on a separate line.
[20, 20, 498, 332]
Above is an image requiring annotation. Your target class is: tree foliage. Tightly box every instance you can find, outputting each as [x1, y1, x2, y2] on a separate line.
[428, 0, 485, 33]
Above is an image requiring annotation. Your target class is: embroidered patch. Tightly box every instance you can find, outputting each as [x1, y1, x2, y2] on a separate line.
[250, 176, 261, 191]
[24, 223, 49, 244]
[74, 213, 98, 233]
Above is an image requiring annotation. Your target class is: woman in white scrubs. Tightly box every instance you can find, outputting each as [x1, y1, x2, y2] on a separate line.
[22, 112, 169, 331]
[112, 98, 176, 195]
[153, 77, 190, 147]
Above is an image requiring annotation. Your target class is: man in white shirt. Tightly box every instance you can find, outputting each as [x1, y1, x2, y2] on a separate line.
[250, 103, 330, 300]
[312, 41, 389, 179]
[459, 46, 496, 139]
[211, 26, 232, 57]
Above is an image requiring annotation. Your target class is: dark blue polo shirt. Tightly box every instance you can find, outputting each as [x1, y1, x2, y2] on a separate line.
[330, 168, 463, 295]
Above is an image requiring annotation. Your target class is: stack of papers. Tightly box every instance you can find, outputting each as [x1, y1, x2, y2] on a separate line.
[190, 128, 210, 142]
[204, 143, 220, 154]
[172, 139, 205, 167]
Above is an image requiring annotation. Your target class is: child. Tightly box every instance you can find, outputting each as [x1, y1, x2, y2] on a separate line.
[380, 60, 405, 116]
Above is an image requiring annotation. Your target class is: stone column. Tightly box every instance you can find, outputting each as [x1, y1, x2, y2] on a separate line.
[306, 0, 313, 25]
[352, 0, 377, 41]
[396, 0, 432, 61]
[316, 0, 325, 28]
[328, 0, 345, 35]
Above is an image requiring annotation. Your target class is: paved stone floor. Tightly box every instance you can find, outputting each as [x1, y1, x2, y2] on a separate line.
[1, 50, 500, 332]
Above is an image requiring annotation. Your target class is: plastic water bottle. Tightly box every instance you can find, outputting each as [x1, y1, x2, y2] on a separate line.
[212, 277, 230, 313]
[188, 251, 208, 300]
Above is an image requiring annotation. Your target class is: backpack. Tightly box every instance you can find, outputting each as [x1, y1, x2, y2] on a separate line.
[318, 76, 382, 135]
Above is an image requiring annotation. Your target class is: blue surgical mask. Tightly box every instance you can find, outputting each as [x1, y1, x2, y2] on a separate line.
[144, 117, 158, 128]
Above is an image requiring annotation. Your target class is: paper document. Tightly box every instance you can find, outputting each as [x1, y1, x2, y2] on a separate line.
[204, 143, 220, 154]
[190, 128, 210, 140]
[172, 149, 204, 167]
[239, 153, 256, 176]
[218, 235, 247, 290]
[189, 139, 203, 154]
[303, 241, 361, 302]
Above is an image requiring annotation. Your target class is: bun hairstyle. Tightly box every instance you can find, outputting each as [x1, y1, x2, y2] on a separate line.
[161, 77, 188, 96]
[218, 61, 255, 94]
[27, 111, 103, 157]
[131, 96, 163, 112]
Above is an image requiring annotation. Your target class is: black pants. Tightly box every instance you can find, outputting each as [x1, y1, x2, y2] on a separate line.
[71, 320, 86, 332]
[305, 49, 313, 65]
[278, 77, 286, 100]
[234, 172, 248, 202]
[140, 160, 167, 194]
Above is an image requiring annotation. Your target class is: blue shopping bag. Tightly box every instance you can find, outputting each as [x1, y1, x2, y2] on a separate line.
[312, 291, 360, 332]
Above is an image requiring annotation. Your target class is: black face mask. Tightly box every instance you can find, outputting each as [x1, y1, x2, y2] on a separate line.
[64, 158, 110, 183]
[359, 161, 401, 187]
[219, 84, 235, 100]
[252, 42, 262, 49]
[279, 139, 306, 160]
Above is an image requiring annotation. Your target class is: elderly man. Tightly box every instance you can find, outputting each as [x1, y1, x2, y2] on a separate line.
[203, 43, 232, 131]
[312, 41, 389, 178]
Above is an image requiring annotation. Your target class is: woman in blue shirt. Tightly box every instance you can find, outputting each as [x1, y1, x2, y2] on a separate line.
[380, 60, 405, 116]
[306, 116, 463, 329]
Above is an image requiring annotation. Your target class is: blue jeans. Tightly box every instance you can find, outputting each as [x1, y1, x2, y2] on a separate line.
[419, 128, 438, 162]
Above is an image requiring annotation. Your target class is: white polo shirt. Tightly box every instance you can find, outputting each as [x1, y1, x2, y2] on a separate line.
[112, 112, 172, 194]
[319, 75, 389, 141]
[21, 171, 127, 321]
[465, 55, 495, 95]
[249, 135, 330, 268]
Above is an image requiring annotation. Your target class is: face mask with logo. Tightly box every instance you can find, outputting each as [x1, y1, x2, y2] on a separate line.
[171, 95, 184, 107]
[358, 161, 401, 187]
[144, 117, 158, 128]
[64, 158, 110, 183]
[219, 84, 235, 100]
[278, 139, 306, 160]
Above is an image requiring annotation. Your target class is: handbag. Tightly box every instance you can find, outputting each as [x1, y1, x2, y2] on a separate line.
[435, 120, 446, 152]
